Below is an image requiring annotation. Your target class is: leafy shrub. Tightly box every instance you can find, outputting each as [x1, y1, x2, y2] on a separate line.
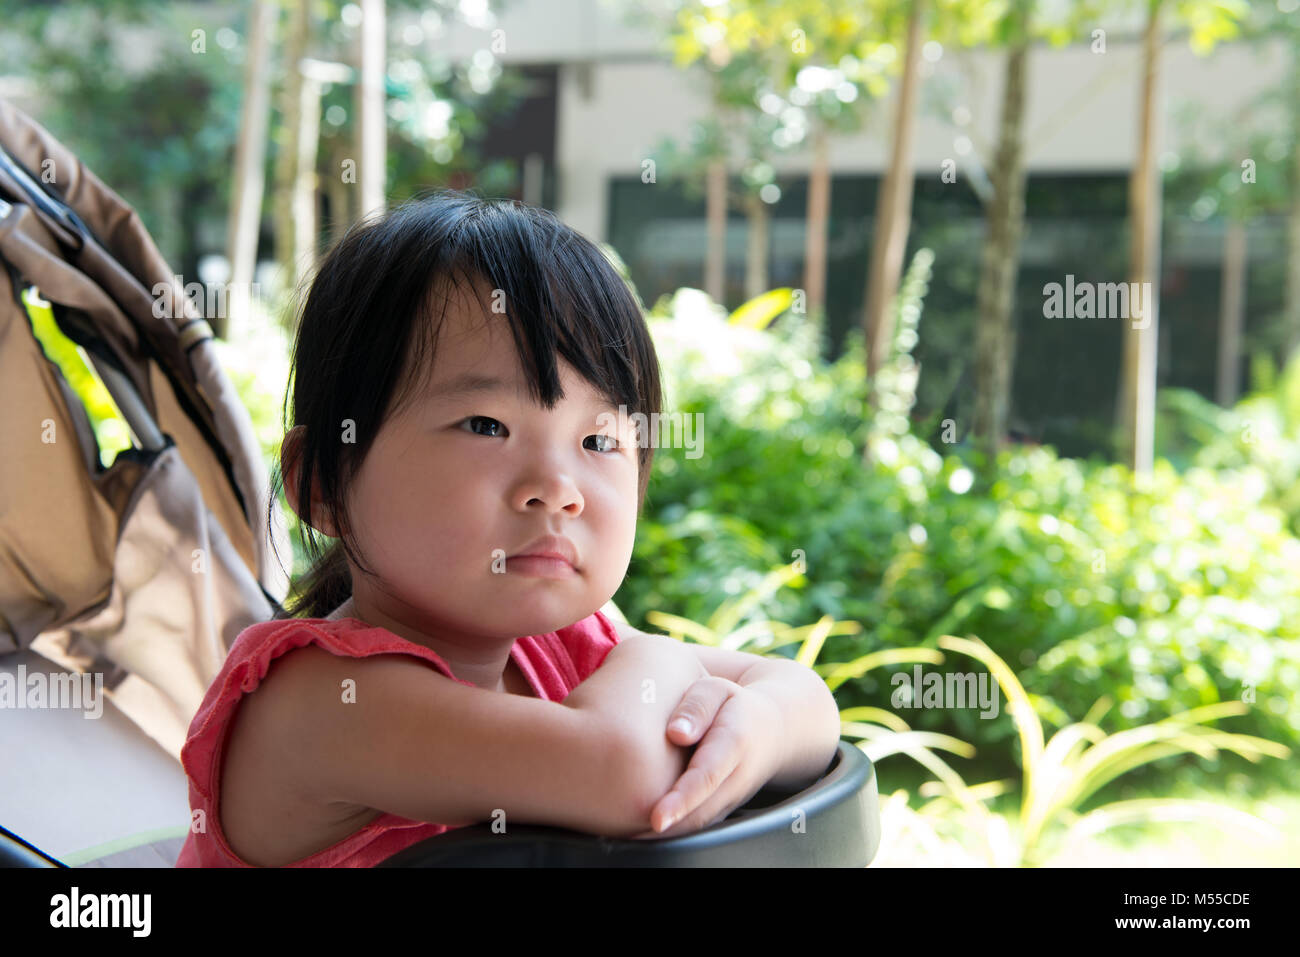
[621, 260, 1300, 790]
[1156, 354, 1300, 536]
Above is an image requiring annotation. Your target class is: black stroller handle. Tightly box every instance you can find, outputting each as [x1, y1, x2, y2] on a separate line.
[0, 141, 91, 248]
[378, 740, 880, 868]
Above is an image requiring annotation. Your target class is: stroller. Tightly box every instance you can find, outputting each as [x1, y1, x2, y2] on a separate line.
[0, 98, 880, 867]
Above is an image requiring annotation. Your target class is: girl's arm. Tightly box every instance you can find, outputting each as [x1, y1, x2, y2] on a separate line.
[723, 659, 842, 792]
[620, 636, 844, 836]
[258, 641, 699, 840]
[608, 622, 842, 798]
[562, 633, 710, 825]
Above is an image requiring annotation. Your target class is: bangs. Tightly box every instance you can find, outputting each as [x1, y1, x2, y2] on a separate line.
[385, 199, 654, 430]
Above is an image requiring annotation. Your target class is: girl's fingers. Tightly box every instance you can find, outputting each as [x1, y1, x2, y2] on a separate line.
[626, 828, 667, 840]
[666, 676, 738, 746]
[651, 724, 744, 833]
[647, 763, 747, 838]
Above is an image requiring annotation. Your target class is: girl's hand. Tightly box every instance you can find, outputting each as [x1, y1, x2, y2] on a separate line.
[626, 676, 785, 840]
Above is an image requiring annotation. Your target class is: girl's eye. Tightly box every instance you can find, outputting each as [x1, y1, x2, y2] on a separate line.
[459, 417, 620, 453]
[460, 415, 507, 438]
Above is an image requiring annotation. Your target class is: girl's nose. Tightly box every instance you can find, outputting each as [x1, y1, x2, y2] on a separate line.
[513, 472, 583, 515]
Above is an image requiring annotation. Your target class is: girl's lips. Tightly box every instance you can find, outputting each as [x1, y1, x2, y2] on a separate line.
[505, 555, 578, 578]
[510, 534, 580, 568]
[515, 550, 574, 565]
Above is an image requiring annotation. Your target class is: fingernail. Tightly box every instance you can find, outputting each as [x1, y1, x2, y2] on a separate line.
[657, 812, 676, 833]
[670, 717, 692, 735]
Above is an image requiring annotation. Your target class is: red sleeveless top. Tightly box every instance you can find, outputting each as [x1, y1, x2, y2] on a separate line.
[174, 610, 622, 867]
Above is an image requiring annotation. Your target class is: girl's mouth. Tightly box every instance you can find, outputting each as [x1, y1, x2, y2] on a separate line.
[504, 555, 579, 578]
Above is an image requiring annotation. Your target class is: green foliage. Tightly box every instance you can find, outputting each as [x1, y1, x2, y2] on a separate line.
[4, 0, 539, 277]
[851, 633, 1286, 867]
[213, 290, 315, 584]
[621, 265, 1300, 793]
[5, 2, 243, 254]
[617, 568, 1288, 866]
[728, 287, 796, 330]
[1175, 0, 1252, 54]
[1156, 354, 1300, 536]
[867, 247, 932, 447]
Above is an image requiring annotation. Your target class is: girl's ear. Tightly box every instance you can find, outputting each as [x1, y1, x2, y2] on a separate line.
[280, 425, 341, 538]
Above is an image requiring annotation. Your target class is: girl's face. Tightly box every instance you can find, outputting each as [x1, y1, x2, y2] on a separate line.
[339, 280, 641, 641]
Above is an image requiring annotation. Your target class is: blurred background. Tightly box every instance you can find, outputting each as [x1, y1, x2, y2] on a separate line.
[2, 0, 1298, 866]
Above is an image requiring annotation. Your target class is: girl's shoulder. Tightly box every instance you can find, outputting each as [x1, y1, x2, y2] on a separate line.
[229, 615, 465, 682]
[217, 633, 393, 866]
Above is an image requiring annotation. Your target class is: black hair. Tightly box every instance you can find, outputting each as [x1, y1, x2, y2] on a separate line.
[269, 189, 663, 620]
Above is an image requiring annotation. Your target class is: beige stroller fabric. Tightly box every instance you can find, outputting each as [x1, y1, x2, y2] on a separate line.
[0, 97, 290, 761]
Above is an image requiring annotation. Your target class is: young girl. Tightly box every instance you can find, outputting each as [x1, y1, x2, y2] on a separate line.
[175, 191, 841, 867]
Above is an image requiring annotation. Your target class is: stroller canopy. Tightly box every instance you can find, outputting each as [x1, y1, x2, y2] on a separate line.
[0, 96, 290, 761]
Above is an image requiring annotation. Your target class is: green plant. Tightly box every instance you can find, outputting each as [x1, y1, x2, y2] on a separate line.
[867, 247, 933, 449]
[1158, 352, 1300, 536]
[728, 287, 796, 331]
[842, 633, 1290, 867]
[627, 271, 1300, 790]
[624, 568, 1289, 866]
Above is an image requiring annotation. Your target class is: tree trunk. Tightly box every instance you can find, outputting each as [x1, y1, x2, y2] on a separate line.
[226, 0, 277, 293]
[863, 0, 926, 384]
[273, 0, 308, 303]
[744, 190, 770, 301]
[328, 140, 351, 245]
[973, 33, 1030, 468]
[1116, 0, 1164, 474]
[804, 121, 830, 318]
[1284, 43, 1300, 364]
[705, 156, 727, 305]
[1216, 218, 1246, 406]
[356, 0, 386, 220]
[293, 72, 323, 289]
